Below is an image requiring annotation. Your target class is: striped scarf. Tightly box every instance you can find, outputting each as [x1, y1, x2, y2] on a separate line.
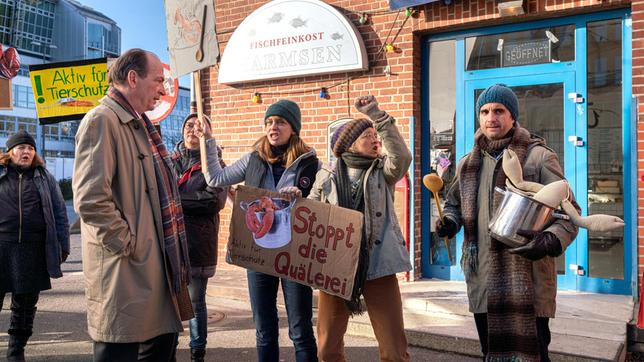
[107, 87, 190, 294]
[459, 126, 540, 361]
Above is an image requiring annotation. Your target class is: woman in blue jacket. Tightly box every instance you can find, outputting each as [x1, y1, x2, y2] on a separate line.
[200, 100, 319, 362]
[0, 130, 70, 362]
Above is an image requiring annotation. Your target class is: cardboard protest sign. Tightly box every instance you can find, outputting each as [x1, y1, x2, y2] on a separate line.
[164, 0, 219, 77]
[29, 58, 107, 124]
[228, 185, 363, 300]
[0, 78, 11, 110]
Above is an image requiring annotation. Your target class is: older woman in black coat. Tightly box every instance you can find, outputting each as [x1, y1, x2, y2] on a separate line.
[0, 131, 69, 361]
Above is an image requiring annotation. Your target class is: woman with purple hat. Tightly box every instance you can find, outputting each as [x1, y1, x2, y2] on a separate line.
[309, 95, 412, 361]
[0, 130, 69, 361]
[199, 99, 320, 362]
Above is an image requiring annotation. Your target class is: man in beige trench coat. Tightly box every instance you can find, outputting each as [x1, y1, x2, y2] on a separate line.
[72, 49, 190, 361]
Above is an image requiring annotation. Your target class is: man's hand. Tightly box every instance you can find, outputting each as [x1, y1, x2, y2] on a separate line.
[193, 116, 212, 139]
[509, 230, 563, 261]
[278, 186, 302, 200]
[435, 217, 458, 239]
[354, 95, 385, 120]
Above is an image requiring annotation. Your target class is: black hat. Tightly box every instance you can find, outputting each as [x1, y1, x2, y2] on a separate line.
[264, 100, 301, 135]
[6, 130, 36, 151]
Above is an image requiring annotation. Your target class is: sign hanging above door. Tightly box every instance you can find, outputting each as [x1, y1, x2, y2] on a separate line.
[501, 39, 551, 67]
[218, 0, 368, 84]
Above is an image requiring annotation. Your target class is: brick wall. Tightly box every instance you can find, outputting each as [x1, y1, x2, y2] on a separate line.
[205, 0, 634, 281]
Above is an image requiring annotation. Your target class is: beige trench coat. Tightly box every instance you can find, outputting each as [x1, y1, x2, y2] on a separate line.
[73, 96, 182, 343]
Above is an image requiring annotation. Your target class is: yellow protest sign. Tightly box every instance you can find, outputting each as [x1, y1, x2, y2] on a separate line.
[29, 58, 108, 124]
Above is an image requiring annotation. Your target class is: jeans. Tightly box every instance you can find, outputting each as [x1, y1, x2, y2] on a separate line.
[247, 270, 317, 362]
[474, 313, 551, 361]
[188, 266, 215, 351]
[0, 292, 39, 336]
[93, 332, 178, 362]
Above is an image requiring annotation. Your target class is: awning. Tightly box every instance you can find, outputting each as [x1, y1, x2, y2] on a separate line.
[389, 0, 440, 10]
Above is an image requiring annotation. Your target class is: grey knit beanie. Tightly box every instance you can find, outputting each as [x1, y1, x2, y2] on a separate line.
[475, 84, 519, 122]
[264, 100, 301, 135]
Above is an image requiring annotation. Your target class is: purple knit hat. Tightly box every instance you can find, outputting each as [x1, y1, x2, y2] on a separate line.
[331, 118, 374, 157]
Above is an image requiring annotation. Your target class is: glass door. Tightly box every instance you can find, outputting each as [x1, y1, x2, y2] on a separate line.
[465, 73, 578, 289]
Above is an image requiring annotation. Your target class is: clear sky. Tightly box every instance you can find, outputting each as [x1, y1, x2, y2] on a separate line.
[79, 0, 190, 86]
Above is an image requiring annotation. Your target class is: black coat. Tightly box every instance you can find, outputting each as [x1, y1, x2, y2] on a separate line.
[0, 163, 69, 293]
[173, 143, 227, 267]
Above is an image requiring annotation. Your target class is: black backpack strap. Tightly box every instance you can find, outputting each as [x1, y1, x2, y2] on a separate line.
[295, 155, 319, 198]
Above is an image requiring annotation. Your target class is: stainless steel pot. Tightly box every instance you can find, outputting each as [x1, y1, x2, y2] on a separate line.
[488, 187, 568, 248]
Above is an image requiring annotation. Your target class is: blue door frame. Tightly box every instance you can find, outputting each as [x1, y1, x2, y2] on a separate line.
[421, 9, 635, 295]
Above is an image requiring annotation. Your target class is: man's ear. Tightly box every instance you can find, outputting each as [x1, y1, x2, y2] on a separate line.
[126, 70, 137, 88]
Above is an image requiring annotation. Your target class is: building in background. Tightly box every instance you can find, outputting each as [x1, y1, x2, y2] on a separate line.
[158, 86, 191, 149]
[0, 0, 120, 180]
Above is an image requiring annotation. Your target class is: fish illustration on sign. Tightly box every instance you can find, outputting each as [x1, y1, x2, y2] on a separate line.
[331, 33, 344, 40]
[268, 12, 283, 23]
[290, 17, 307, 28]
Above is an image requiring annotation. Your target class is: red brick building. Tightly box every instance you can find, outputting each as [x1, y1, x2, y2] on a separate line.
[203, 0, 635, 297]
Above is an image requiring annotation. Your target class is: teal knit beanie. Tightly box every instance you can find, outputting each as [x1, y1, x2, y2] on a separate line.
[264, 99, 302, 135]
[475, 84, 519, 122]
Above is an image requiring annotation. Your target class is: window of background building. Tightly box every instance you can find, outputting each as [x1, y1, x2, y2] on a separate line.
[44, 124, 58, 141]
[0, 117, 16, 137]
[17, 117, 37, 135]
[12, 85, 35, 109]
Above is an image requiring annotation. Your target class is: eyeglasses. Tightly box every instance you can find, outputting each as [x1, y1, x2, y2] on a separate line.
[184, 122, 196, 130]
[359, 132, 380, 141]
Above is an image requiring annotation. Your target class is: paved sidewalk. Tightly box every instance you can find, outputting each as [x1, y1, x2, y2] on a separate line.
[209, 266, 633, 361]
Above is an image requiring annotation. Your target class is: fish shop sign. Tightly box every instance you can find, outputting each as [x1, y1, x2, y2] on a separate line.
[218, 0, 368, 84]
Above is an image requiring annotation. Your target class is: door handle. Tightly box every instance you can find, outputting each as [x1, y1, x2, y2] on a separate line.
[568, 135, 584, 147]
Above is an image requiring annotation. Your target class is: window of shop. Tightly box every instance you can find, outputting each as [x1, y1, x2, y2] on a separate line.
[586, 18, 623, 280]
[465, 25, 575, 70]
[427, 39, 456, 266]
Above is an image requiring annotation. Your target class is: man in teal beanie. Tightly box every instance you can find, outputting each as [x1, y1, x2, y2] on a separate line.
[264, 99, 301, 135]
[436, 83, 579, 360]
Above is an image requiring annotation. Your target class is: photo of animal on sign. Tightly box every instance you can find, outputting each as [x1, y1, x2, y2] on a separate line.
[228, 185, 363, 300]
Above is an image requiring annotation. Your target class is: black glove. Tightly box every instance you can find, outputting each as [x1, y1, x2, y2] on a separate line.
[61, 251, 69, 263]
[435, 217, 458, 239]
[509, 231, 563, 261]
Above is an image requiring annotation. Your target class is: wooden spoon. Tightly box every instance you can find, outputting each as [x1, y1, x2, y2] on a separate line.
[195, 4, 207, 62]
[423, 173, 453, 262]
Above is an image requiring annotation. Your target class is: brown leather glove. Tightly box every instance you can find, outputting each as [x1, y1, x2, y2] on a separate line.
[509, 230, 562, 261]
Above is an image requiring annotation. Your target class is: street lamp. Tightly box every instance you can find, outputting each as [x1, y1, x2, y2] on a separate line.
[30, 40, 57, 156]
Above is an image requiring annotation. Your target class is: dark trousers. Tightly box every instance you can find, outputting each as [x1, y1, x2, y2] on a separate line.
[0, 292, 39, 336]
[93, 332, 179, 362]
[247, 270, 317, 362]
[473, 313, 551, 362]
